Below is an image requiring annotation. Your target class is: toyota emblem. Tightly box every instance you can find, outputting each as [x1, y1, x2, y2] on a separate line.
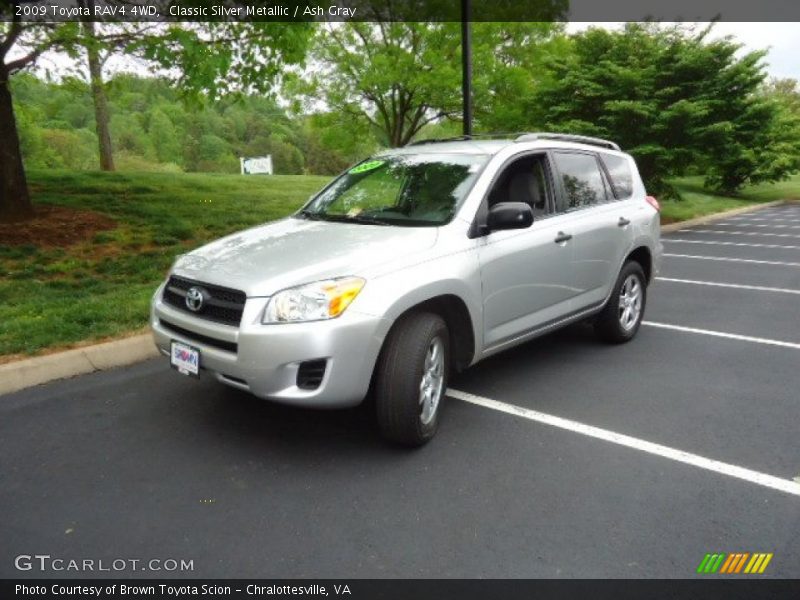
[185, 287, 205, 312]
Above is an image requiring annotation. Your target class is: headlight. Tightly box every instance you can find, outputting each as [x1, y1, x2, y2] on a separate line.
[262, 277, 366, 323]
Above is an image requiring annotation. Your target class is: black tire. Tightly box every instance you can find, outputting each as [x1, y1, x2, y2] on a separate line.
[594, 261, 647, 344]
[374, 312, 449, 447]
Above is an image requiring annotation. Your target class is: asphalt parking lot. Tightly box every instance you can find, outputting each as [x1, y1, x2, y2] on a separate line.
[2, 204, 799, 579]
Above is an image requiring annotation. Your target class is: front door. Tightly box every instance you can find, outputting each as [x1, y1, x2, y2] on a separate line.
[477, 154, 577, 351]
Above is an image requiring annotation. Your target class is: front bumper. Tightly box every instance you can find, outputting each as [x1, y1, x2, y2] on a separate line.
[150, 283, 390, 408]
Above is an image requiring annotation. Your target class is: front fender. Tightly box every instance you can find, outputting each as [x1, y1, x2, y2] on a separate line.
[349, 251, 484, 366]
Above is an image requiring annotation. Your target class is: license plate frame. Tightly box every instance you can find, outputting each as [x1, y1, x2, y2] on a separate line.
[170, 340, 201, 377]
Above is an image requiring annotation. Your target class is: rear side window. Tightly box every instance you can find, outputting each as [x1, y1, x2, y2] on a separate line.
[552, 152, 608, 212]
[601, 154, 634, 199]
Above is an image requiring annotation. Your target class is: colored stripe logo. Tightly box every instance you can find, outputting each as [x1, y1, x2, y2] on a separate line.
[697, 553, 773, 574]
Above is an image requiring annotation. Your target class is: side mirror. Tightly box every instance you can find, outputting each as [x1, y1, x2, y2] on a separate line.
[486, 202, 533, 232]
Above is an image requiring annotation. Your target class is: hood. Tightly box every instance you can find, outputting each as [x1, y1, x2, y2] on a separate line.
[171, 217, 439, 296]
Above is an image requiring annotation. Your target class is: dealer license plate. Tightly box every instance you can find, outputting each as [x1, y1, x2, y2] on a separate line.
[170, 340, 200, 377]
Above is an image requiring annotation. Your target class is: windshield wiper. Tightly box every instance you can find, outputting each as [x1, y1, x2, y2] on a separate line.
[317, 213, 390, 226]
[298, 209, 324, 221]
[298, 210, 390, 226]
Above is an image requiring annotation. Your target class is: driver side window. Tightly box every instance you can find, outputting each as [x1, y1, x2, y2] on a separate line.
[488, 154, 551, 219]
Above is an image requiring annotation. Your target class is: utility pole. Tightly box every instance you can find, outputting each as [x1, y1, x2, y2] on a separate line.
[461, 0, 472, 137]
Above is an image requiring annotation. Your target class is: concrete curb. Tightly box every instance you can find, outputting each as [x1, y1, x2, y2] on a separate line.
[660, 199, 789, 232]
[0, 334, 158, 397]
[1, 199, 797, 397]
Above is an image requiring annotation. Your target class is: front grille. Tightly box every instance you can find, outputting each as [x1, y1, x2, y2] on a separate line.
[160, 318, 238, 354]
[162, 275, 246, 326]
[296, 359, 327, 390]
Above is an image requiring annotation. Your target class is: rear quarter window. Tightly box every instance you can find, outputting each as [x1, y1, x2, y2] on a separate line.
[601, 154, 634, 199]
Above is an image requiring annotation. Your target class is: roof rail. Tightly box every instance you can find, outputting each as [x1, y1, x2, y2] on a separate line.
[515, 132, 621, 151]
[406, 132, 530, 146]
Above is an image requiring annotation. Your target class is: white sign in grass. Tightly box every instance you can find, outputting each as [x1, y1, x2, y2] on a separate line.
[240, 156, 273, 175]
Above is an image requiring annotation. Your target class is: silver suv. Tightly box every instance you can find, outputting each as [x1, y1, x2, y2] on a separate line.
[151, 133, 662, 446]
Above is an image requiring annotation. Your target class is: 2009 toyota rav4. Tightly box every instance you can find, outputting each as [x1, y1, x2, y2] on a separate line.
[151, 133, 662, 446]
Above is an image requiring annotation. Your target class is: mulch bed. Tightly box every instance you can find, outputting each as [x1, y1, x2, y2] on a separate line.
[0, 205, 117, 247]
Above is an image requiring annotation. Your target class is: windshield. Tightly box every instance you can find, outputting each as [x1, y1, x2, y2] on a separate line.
[299, 153, 488, 226]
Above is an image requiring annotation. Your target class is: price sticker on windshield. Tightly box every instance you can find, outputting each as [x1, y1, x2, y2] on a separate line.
[349, 160, 385, 174]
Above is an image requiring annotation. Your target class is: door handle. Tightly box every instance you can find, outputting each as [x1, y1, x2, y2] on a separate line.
[554, 232, 572, 244]
[618, 216, 631, 227]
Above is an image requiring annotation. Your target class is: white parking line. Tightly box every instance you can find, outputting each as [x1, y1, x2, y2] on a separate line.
[448, 388, 800, 497]
[664, 239, 800, 249]
[663, 253, 800, 268]
[729, 212, 800, 217]
[748, 207, 800, 212]
[728, 218, 800, 224]
[656, 277, 800, 295]
[642, 321, 800, 350]
[713, 223, 800, 230]
[679, 229, 800, 239]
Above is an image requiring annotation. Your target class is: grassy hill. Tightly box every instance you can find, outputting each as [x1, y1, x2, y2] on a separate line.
[0, 170, 328, 359]
[1, 169, 798, 359]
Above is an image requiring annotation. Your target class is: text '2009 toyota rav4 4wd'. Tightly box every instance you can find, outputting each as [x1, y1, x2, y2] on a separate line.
[151, 133, 662, 446]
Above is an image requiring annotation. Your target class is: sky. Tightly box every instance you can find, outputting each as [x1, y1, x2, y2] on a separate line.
[568, 22, 800, 81]
[704, 22, 800, 80]
[23, 22, 800, 84]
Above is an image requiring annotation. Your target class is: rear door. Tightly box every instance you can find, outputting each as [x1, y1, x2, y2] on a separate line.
[550, 150, 634, 309]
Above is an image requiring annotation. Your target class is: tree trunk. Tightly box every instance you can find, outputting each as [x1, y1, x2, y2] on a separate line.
[0, 63, 33, 223]
[83, 19, 115, 171]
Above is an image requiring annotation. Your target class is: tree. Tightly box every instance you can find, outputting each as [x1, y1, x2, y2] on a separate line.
[0, 3, 312, 223]
[0, 15, 80, 222]
[79, 1, 116, 171]
[148, 107, 181, 164]
[701, 67, 800, 193]
[537, 23, 800, 195]
[471, 23, 571, 133]
[298, 111, 380, 174]
[763, 78, 800, 115]
[295, 19, 564, 148]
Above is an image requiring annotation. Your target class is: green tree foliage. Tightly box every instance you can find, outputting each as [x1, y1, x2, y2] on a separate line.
[148, 107, 181, 163]
[295, 21, 564, 147]
[764, 78, 800, 115]
[537, 23, 800, 195]
[472, 23, 571, 133]
[11, 72, 330, 175]
[41, 129, 98, 170]
[298, 112, 379, 175]
[111, 113, 154, 158]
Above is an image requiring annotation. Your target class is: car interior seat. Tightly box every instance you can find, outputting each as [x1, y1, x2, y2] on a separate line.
[507, 166, 547, 217]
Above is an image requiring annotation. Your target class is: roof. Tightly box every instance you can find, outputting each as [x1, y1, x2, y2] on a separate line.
[378, 140, 512, 156]
[377, 133, 623, 158]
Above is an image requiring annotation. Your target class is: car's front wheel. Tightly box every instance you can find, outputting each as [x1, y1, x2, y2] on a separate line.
[594, 261, 647, 343]
[374, 312, 449, 446]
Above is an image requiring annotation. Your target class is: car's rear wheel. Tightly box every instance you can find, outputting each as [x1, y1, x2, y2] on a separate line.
[374, 312, 449, 446]
[594, 261, 647, 343]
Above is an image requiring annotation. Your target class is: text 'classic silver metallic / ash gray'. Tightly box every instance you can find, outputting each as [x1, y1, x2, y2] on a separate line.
[151, 133, 662, 446]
